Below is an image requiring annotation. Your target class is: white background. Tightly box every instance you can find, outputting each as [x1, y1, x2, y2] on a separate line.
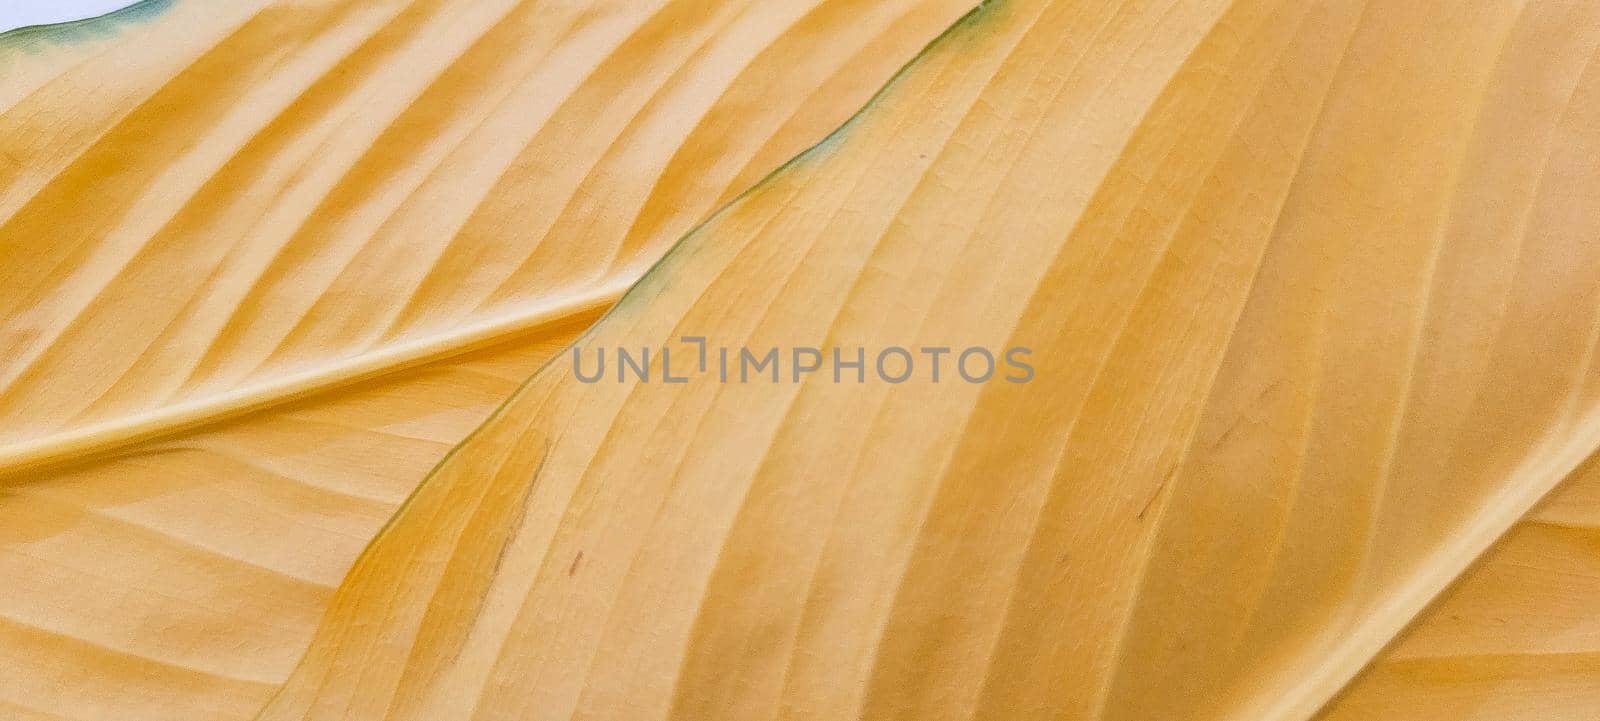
[0, 1, 144, 34]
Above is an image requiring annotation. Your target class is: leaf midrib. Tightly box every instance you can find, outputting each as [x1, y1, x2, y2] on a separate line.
[0, 280, 624, 480]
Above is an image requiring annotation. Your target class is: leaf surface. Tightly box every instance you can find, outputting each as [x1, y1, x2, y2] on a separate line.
[254, 0, 1600, 719]
[0, 0, 974, 718]
[1319, 461, 1600, 720]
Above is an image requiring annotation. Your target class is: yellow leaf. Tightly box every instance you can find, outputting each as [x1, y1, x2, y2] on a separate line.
[255, 0, 1600, 719]
[1321, 460, 1600, 720]
[0, 0, 973, 718]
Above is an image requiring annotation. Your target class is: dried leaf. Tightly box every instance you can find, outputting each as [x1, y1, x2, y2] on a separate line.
[0, 1, 972, 718]
[262, 0, 1600, 718]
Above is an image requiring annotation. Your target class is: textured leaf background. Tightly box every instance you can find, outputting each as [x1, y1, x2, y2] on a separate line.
[4, 1, 1600, 720]
[0, 0, 972, 717]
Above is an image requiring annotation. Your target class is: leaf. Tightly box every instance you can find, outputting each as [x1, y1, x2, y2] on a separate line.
[1319, 460, 1600, 720]
[251, 0, 1600, 719]
[0, 0, 975, 718]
